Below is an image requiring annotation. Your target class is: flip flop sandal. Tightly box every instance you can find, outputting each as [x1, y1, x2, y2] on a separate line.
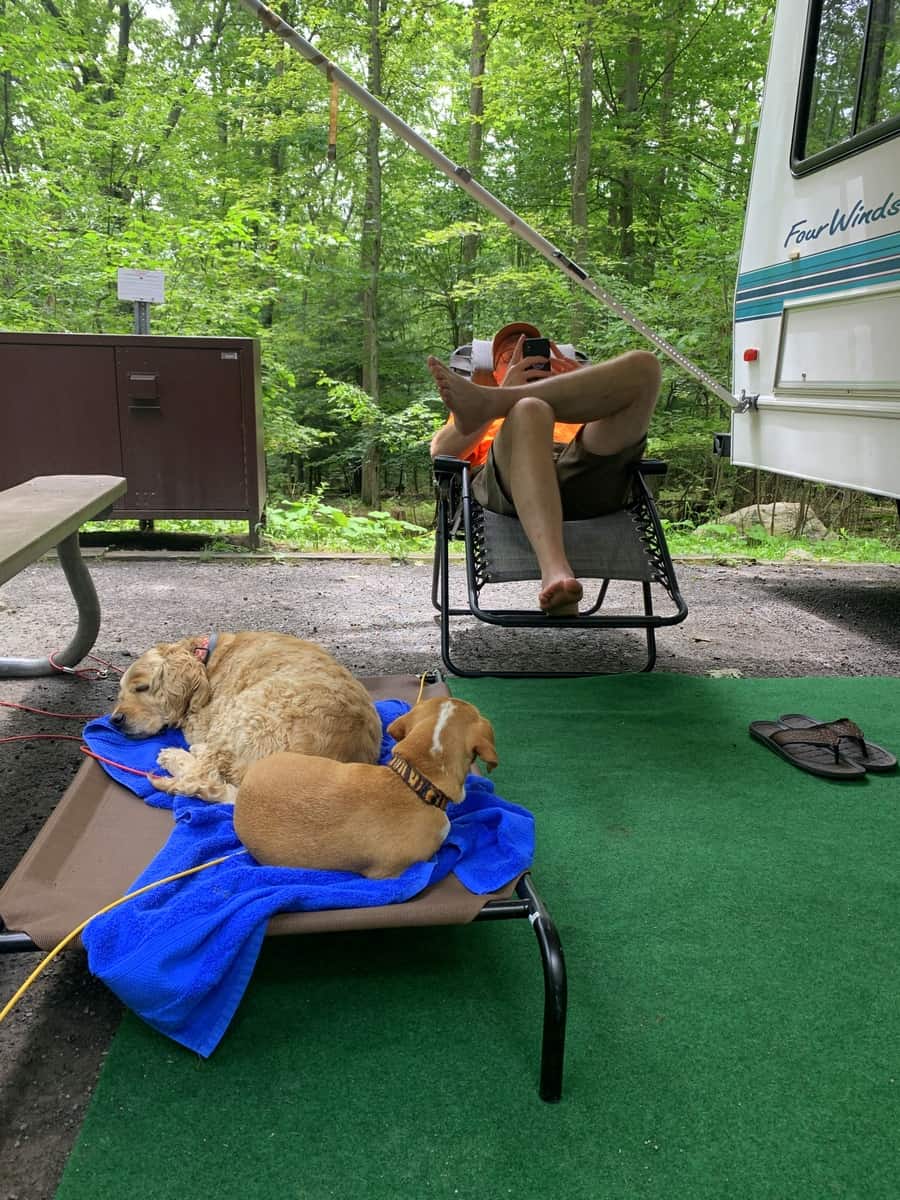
[749, 719, 867, 779]
[778, 714, 898, 773]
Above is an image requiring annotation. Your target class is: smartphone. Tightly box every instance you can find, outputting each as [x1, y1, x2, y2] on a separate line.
[521, 336, 551, 373]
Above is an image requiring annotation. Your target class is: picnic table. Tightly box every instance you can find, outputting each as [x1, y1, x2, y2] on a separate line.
[0, 474, 127, 677]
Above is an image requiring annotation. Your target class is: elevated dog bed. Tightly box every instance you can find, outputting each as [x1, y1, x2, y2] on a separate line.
[0, 673, 567, 1101]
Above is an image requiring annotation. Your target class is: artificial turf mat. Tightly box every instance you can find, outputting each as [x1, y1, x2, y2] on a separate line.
[56, 675, 899, 1200]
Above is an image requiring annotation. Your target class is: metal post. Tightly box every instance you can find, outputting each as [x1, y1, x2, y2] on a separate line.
[133, 301, 150, 334]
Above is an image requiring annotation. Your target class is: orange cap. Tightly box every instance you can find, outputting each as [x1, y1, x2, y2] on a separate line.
[491, 321, 541, 369]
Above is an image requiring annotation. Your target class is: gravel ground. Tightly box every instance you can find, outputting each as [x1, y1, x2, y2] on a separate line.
[1, 552, 898, 1199]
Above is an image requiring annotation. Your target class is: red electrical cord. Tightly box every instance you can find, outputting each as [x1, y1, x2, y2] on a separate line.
[80, 746, 152, 778]
[0, 701, 102, 720]
[0, 653, 124, 749]
[0, 732, 85, 744]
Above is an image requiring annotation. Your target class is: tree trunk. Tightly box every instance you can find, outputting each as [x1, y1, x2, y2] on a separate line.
[859, 0, 892, 130]
[104, 2, 132, 103]
[0, 0, 15, 178]
[104, 3, 134, 206]
[459, 0, 488, 348]
[259, 51, 287, 332]
[617, 34, 641, 276]
[647, 15, 677, 251]
[360, 0, 383, 508]
[570, 0, 596, 344]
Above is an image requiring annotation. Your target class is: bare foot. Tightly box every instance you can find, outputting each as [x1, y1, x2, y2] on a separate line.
[427, 355, 499, 436]
[539, 577, 583, 616]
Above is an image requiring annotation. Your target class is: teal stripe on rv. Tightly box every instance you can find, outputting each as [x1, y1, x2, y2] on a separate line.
[735, 262, 900, 322]
[737, 228, 900, 290]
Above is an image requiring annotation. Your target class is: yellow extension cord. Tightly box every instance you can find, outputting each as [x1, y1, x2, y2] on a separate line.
[0, 851, 249, 1025]
[0, 672, 434, 1025]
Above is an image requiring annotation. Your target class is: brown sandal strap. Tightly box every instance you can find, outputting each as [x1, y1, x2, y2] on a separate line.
[770, 725, 841, 762]
[821, 717, 866, 748]
[795, 718, 867, 755]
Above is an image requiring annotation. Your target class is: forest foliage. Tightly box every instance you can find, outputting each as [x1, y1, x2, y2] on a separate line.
[0, 0, 895, 541]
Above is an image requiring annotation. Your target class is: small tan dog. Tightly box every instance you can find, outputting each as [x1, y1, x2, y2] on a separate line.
[112, 632, 382, 802]
[234, 697, 498, 879]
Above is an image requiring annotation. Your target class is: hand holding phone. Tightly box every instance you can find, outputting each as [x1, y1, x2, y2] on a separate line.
[521, 336, 551, 374]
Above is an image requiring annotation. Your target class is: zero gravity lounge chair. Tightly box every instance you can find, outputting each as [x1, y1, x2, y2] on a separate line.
[432, 341, 688, 677]
[0, 674, 567, 1102]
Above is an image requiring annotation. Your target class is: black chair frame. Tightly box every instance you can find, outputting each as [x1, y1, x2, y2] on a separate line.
[432, 454, 688, 677]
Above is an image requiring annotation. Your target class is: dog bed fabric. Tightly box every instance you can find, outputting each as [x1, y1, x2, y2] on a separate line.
[78, 699, 534, 1057]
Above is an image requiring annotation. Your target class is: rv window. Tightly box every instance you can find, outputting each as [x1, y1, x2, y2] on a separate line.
[794, 0, 900, 173]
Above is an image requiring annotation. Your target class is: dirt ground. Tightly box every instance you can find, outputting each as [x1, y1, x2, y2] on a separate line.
[1, 552, 898, 1199]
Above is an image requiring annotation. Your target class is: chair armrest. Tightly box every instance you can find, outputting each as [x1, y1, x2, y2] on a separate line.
[635, 459, 668, 476]
[432, 456, 469, 479]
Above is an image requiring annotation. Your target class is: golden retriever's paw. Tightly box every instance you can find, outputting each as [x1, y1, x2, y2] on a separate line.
[147, 772, 180, 795]
[156, 747, 193, 776]
[195, 780, 230, 803]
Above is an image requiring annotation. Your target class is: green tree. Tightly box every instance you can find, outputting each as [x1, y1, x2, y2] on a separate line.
[0, 0, 776, 513]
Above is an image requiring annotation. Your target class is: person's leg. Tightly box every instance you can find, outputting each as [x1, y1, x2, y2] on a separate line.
[428, 349, 660, 437]
[578, 356, 660, 458]
[551, 372, 658, 523]
[489, 397, 583, 616]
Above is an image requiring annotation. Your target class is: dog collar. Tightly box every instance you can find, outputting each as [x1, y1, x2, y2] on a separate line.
[388, 754, 455, 811]
[193, 634, 218, 665]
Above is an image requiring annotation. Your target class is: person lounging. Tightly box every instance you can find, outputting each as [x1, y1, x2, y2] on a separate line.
[429, 321, 661, 615]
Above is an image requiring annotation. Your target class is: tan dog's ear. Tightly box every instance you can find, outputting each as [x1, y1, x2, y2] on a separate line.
[163, 647, 212, 721]
[185, 666, 212, 717]
[472, 719, 498, 772]
[147, 658, 167, 693]
[386, 711, 410, 743]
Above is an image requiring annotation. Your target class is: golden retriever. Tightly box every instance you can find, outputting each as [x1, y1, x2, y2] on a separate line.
[112, 632, 382, 802]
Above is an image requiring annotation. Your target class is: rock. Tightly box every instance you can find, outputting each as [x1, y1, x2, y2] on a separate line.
[784, 547, 815, 561]
[717, 502, 828, 541]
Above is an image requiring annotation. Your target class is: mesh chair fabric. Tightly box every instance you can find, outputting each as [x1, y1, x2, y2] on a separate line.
[479, 507, 658, 584]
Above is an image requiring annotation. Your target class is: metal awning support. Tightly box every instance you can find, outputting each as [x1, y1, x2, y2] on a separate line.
[236, 0, 739, 410]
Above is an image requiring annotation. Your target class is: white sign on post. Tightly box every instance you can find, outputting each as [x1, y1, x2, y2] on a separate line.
[117, 268, 165, 303]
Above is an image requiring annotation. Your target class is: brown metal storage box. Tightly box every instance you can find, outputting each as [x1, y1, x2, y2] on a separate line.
[0, 332, 266, 540]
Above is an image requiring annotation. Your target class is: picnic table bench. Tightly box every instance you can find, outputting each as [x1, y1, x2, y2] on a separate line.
[0, 474, 127, 677]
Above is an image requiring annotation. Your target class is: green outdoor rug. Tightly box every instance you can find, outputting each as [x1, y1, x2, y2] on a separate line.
[56, 675, 899, 1200]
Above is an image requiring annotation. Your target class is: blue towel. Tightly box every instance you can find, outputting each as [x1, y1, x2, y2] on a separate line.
[81, 701, 534, 1057]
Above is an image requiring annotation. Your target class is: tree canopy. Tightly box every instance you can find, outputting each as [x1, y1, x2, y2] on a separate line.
[1, 0, 775, 503]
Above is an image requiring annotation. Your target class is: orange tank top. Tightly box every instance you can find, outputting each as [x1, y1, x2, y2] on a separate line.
[460, 419, 583, 468]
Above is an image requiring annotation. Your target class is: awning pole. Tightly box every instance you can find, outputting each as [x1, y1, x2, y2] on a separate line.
[236, 0, 738, 409]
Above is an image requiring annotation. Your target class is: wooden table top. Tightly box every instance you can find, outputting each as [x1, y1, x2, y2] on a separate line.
[0, 475, 127, 586]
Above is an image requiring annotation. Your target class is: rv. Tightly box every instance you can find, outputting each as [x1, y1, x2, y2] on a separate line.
[731, 0, 900, 503]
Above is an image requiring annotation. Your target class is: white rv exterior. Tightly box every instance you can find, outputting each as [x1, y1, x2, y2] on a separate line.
[731, 0, 900, 500]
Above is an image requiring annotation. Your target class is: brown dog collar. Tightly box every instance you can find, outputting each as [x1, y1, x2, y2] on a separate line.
[388, 754, 456, 811]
